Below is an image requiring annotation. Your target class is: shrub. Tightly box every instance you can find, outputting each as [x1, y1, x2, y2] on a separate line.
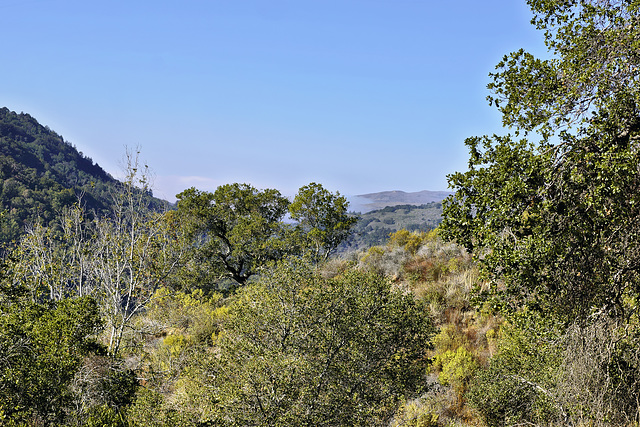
[434, 347, 478, 395]
[190, 259, 435, 426]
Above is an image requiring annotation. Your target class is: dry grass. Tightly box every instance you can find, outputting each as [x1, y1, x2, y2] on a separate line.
[348, 230, 504, 426]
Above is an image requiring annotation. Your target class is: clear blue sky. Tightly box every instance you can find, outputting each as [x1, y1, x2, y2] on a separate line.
[2, 0, 544, 202]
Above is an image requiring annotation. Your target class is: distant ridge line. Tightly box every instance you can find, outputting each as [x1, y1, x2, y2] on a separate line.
[357, 190, 451, 203]
[348, 190, 451, 214]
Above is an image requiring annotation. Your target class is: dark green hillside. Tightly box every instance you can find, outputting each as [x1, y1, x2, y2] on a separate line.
[340, 202, 443, 252]
[0, 107, 165, 244]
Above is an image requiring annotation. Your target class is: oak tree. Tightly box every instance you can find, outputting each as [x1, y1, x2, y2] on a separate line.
[442, 1, 640, 424]
[176, 183, 290, 287]
[442, 0, 640, 322]
[289, 182, 357, 263]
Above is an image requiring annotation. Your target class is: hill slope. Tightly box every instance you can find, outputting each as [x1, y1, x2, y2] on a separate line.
[0, 107, 164, 244]
[340, 202, 444, 252]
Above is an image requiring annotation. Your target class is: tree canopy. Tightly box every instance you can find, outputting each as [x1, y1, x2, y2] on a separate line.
[188, 259, 434, 426]
[176, 184, 291, 287]
[176, 182, 357, 288]
[442, 1, 640, 424]
[289, 182, 357, 262]
[442, 0, 640, 322]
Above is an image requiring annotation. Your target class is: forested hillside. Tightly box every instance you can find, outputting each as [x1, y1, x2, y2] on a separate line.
[0, 108, 166, 244]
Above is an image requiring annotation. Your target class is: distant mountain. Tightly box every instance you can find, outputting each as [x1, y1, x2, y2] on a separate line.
[348, 190, 451, 213]
[0, 107, 166, 244]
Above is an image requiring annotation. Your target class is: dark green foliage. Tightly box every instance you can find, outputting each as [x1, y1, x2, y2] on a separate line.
[176, 184, 291, 287]
[0, 108, 115, 243]
[0, 107, 169, 246]
[442, 1, 640, 323]
[289, 182, 357, 262]
[442, 1, 640, 424]
[192, 260, 435, 426]
[0, 292, 103, 425]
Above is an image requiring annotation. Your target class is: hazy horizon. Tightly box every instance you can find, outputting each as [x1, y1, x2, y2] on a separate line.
[2, 1, 545, 202]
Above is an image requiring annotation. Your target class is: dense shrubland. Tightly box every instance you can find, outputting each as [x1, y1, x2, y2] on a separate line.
[2, 153, 450, 425]
[4, 172, 639, 425]
[0, 150, 485, 425]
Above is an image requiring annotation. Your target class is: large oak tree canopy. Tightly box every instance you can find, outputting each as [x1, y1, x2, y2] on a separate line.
[176, 182, 357, 287]
[176, 184, 291, 286]
[442, 0, 640, 321]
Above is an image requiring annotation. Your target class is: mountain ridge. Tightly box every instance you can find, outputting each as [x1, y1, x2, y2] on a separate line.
[0, 107, 168, 244]
[348, 189, 451, 213]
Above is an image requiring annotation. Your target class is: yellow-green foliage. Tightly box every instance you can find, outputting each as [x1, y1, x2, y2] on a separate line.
[432, 324, 479, 392]
[388, 229, 437, 255]
[136, 287, 229, 385]
[127, 387, 197, 426]
[149, 287, 226, 345]
[391, 391, 478, 427]
[434, 347, 478, 390]
[83, 404, 128, 427]
[162, 333, 193, 358]
[433, 324, 470, 353]
[360, 246, 385, 264]
[390, 399, 439, 427]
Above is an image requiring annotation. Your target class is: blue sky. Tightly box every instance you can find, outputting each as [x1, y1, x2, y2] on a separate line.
[2, 0, 545, 202]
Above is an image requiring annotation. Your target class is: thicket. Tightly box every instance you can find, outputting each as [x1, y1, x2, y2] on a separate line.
[7, 170, 636, 426]
[0, 143, 486, 425]
[3, 152, 449, 425]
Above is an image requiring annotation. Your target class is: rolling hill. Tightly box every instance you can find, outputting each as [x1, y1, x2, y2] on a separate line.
[339, 201, 445, 252]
